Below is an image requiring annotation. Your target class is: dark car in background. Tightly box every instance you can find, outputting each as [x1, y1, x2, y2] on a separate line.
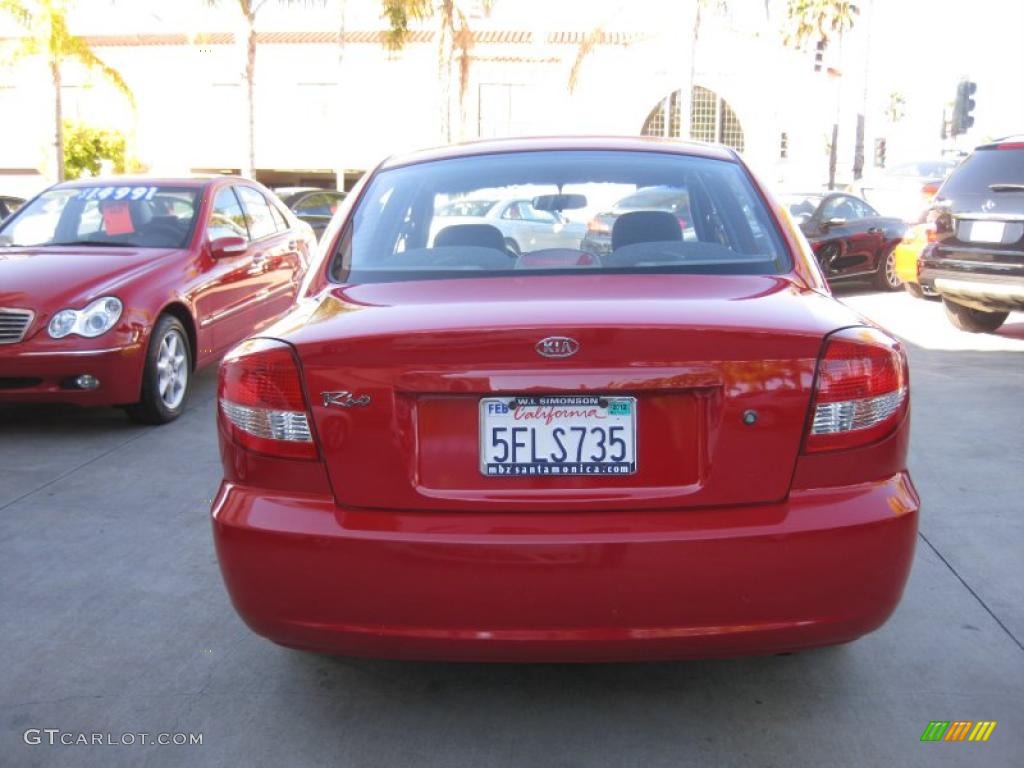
[919, 137, 1024, 332]
[275, 187, 346, 239]
[581, 185, 690, 256]
[1, 195, 25, 221]
[783, 192, 906, 290]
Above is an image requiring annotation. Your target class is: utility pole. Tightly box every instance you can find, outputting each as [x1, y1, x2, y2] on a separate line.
[335, 0, 347, 191]
[853, 0, 873, 181]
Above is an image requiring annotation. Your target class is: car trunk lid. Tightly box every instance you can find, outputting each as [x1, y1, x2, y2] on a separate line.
[283, 274, 860, 512]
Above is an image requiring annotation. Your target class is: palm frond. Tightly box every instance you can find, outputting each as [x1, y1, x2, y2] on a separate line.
[783, 0, 859, 50]
[380, 0, 432, 51]
[0, 0, 32, 27]
[454, 6, 472, 105]
[0, 34, 37, 66]
[68, 39, 135, 106]
[568, 26, 603, 95]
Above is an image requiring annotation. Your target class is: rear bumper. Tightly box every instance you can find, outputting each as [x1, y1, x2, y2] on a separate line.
[920, 252, 1024, 311]
[211, 472, 919, 662]
[0, 343, 145, 405]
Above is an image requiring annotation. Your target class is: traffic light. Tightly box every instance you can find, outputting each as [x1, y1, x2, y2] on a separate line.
[874, 137, 886, 168]
[952, 80, 977, 136]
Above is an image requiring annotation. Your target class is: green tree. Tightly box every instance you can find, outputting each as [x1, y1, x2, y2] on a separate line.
[62, 120, 127, 179]
[204, 0, 326, 178]
[0, 0, 134, 182]
[886, 91, 905, 123]
[381, 0, 488, 143]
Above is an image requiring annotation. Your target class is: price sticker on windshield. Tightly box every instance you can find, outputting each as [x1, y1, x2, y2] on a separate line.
[78, 186, 157, 202]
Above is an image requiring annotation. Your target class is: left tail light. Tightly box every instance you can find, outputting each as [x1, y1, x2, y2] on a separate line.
[218, 339, 318, 460]
[804, 327, 908, 453]
[926, 207, 953, 242]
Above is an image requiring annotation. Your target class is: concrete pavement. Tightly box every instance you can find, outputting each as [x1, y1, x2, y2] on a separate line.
[1, 287, 1021, 767]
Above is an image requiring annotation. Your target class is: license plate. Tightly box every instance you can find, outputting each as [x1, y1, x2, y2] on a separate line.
[479, 395, 637, 476]
[967, 220, 1005, 243]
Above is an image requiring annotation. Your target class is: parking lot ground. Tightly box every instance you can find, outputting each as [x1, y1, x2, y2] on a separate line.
[1, 288, 1022, 768]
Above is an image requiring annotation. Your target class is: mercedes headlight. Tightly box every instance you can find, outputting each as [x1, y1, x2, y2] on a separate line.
[48, 297, 123, 339]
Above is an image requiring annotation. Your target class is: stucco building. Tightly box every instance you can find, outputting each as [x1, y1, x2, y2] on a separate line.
[0, 0, 923, 198]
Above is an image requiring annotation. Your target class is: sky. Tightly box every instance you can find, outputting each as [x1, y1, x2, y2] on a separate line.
[865, 0, 1023, 142]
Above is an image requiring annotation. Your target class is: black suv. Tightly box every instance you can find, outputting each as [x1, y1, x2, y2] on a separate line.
[919, 138, 1024, 332]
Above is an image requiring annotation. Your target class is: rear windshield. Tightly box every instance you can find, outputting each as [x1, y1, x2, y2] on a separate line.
[0, 184, 199, 249]
[940, 147, 1024, 197]
[330, 150, 789, 283]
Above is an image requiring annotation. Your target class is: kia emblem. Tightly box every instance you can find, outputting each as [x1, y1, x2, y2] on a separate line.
[536, 336, 579, 358]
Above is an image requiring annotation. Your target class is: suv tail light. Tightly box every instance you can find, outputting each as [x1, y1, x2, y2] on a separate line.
[926, 207, 953, 240]
[804, 328, 908, 453]
[218, 339, 317, 460]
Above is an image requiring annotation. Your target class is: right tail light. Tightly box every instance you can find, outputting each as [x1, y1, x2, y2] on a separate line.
[804, 327, 908, 453]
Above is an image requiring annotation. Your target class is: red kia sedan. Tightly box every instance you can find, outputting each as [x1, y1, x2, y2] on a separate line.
[212, 137, 919, 662]
[0, 177, 315, 423]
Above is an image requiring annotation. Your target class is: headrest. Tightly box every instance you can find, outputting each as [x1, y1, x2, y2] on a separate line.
[611, 210, 682, 251]
[129, 200, 153, 229]
[434, 223, 506, 252]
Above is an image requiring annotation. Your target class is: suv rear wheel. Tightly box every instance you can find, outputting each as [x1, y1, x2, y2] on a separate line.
[943, 299, 1009, 333]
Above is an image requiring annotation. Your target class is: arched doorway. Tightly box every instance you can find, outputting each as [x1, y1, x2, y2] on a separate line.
[641, 86, 745, 152]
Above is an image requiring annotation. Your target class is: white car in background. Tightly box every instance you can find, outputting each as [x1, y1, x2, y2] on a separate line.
[856, 160, 957, 224]
[430, 198, 586, 255]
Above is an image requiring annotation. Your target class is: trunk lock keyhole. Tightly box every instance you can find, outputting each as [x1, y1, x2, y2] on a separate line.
[742, 410, 758, 426]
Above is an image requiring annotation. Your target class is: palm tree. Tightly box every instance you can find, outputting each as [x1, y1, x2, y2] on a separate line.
[0, 0, 134, 182]
[682, 0, 727, 140]
[783, 0, 858, 51]
[783, 1, 859, 188]
[203, 0, 326, 178]
[567, 1, 726, 141]
[381, 0, 486, 143]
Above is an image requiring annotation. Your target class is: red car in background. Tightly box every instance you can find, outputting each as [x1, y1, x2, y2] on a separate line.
[211, 137, 918, 662]
[0, 177, 315, 423]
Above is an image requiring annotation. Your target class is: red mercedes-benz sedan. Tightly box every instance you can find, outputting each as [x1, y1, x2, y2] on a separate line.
[211, 137, 919, 662]
[0, 177, 315, 423]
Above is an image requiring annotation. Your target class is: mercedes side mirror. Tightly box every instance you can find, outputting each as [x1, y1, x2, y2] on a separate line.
[209, 235, 247, 259]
